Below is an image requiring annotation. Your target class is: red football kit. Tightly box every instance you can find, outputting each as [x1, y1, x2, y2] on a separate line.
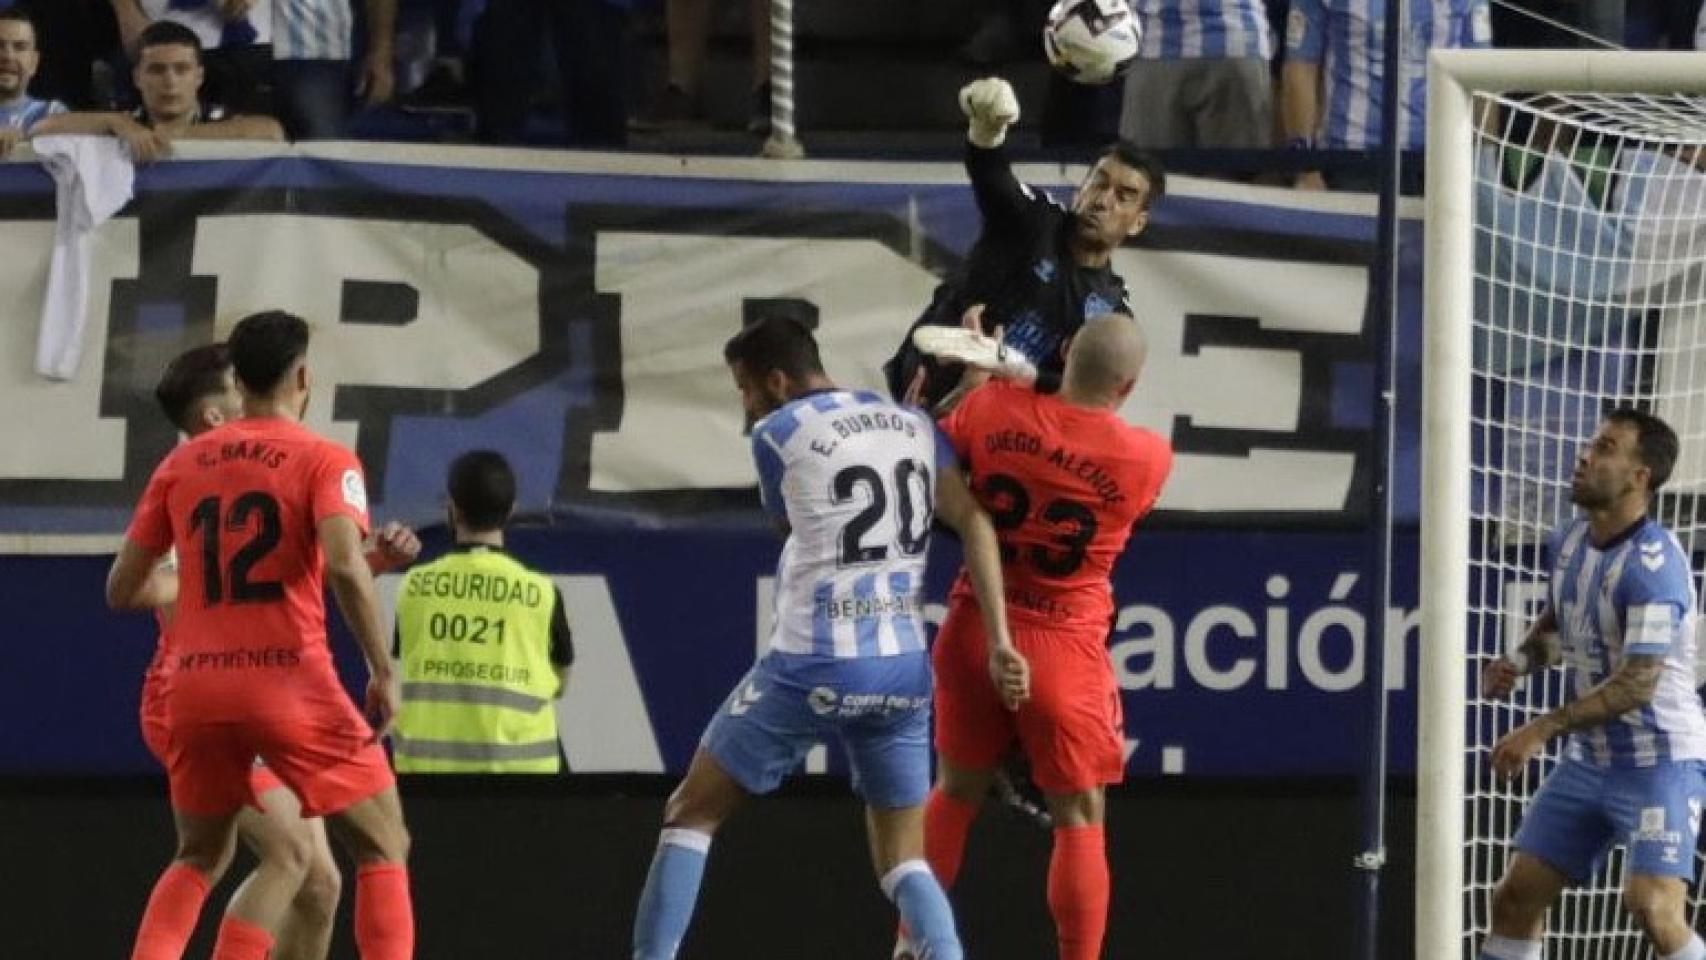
[139, 606, 286, 800]
[935, 381, 1172, 792]
[125, 416, 391, 817]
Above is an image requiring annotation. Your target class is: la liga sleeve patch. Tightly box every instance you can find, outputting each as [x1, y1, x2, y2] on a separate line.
[341, 468, 368, 514]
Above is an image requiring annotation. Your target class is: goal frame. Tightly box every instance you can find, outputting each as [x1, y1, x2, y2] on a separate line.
[1419, 49, 1706, 960]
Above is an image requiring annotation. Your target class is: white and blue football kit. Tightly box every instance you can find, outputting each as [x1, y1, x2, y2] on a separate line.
[633, 385, 966, 960]
[700, 388, 951, 809]
[1515, 517, 1706, 882]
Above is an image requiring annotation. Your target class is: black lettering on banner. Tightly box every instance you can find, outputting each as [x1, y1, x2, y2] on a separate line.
[188, 492, 285, 605]
[981, 472, 1099, 578]
[0, 176, 1378, 529]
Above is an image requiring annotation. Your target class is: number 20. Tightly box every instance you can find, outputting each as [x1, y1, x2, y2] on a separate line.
[831, 459, 933, 566]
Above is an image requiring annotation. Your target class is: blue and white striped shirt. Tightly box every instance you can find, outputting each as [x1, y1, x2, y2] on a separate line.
[140, 0, 273, 49]
[751, 389, 950, 659]
[1548, 517, 1706, 769]
[1134, 0, 1273, 61]
[1286, 0, 1491, 149]
[273, 0, 356, 61]
[0, 96, 64, 131]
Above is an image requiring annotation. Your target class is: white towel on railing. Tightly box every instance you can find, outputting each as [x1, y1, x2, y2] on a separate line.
[32, 135, 134, 381]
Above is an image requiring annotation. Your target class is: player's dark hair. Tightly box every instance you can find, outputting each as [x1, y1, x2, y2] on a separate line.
[1605, 407, 1680, 494]
[228, 310, 309, 395]
[447, 450, 516, 533]
[1100, 140, 1166, 209]
[138, 20, 203, 63]
[722, 315, 825, 381]
[154, 343, 231, 432]
[0, 9, 37, 34]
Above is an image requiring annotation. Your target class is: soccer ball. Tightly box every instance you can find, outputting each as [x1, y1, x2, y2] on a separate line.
[1042, 0, 1142, 86]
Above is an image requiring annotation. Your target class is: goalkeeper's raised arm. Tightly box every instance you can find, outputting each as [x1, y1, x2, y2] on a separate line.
[884, 76, 1167, 410]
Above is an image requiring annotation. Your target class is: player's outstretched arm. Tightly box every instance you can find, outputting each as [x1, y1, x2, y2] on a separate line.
[106, 539, 170, 610]
[320, 515, 399, 739]
[960, 77, 1039, 228]
[934, 462, 1031, 709]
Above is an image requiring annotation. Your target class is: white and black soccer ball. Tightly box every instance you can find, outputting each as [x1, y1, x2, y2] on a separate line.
[1042, 0, 1142, 86]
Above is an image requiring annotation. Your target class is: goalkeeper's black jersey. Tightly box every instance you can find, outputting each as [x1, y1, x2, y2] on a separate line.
[884, 142, 1131, 409]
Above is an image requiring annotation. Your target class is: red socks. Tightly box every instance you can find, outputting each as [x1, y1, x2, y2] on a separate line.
[211, 915, 274, 960]
[1048, 825, 1109, 960]
[923, 788, 979, 891]
[131, 862, 211, 960]
[354, 863, 415, 960]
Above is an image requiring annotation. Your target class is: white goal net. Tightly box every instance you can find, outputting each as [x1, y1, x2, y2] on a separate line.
[1420, 51, 1706, 960]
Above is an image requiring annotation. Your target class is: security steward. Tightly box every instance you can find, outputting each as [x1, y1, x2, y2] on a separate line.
[393, 451, 573, 773]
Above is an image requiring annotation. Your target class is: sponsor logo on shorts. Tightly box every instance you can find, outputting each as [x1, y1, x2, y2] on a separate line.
[819, 692, 927, 718]
[729, 682, 764, 716]
[1633, 806, 1686, 863]
[1640, 806, 1667, 835]
[808, 686, 839, 716]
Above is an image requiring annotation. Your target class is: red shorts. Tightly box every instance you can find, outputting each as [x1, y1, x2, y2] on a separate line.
[162, 688, 392, 818]
[142, 676, 291, 804]
[933, 599, 1125, 794]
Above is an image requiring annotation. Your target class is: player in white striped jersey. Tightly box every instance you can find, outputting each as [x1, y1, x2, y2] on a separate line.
[631, 316, 1028, 960]
[1479, 409, 1706, 960]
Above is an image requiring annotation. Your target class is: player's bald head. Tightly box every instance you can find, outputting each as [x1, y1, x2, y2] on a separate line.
[1064, 312, 1146, 404]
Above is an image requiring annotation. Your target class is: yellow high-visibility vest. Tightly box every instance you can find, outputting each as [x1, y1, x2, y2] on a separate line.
[393, 545, 562, 773]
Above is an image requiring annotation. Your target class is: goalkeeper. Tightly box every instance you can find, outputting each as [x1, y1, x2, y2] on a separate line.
[884, 76, 1165, 412]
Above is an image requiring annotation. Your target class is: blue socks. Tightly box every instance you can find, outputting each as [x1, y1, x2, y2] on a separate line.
[635, 834, 963, 960]
[882, 860, 962, 960]
[632, 828, 712, 960]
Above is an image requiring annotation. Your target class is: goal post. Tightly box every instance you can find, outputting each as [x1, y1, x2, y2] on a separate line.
[1420, 50, 1706, 960]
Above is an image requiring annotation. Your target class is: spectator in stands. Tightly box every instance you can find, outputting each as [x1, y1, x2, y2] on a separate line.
[0, 9, 66, 156]
[642, 0, 769, 135]
[271, 0, 396, 139]
[1282, 0, 1492, 190]
[5, 0, 121, 108]
[474, 0, 627, 146]
[34, 21, 282, 161]
[110, 1, 274, 117]
[1119, 0, 1275, 150]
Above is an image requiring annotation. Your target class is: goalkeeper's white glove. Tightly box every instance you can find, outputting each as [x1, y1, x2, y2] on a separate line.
[959, 77, 1020, 149]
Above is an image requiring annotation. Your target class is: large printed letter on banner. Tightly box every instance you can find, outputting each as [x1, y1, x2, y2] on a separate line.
[193, 215, 542, 452]
[589, 234, 940, 491]
[1114, 248, 1366, 513]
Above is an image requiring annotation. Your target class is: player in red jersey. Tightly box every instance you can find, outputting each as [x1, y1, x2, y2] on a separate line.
[108, 312, 415, 960]
[135, 343, 418, 960]
[903, 313, 1172, 960]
